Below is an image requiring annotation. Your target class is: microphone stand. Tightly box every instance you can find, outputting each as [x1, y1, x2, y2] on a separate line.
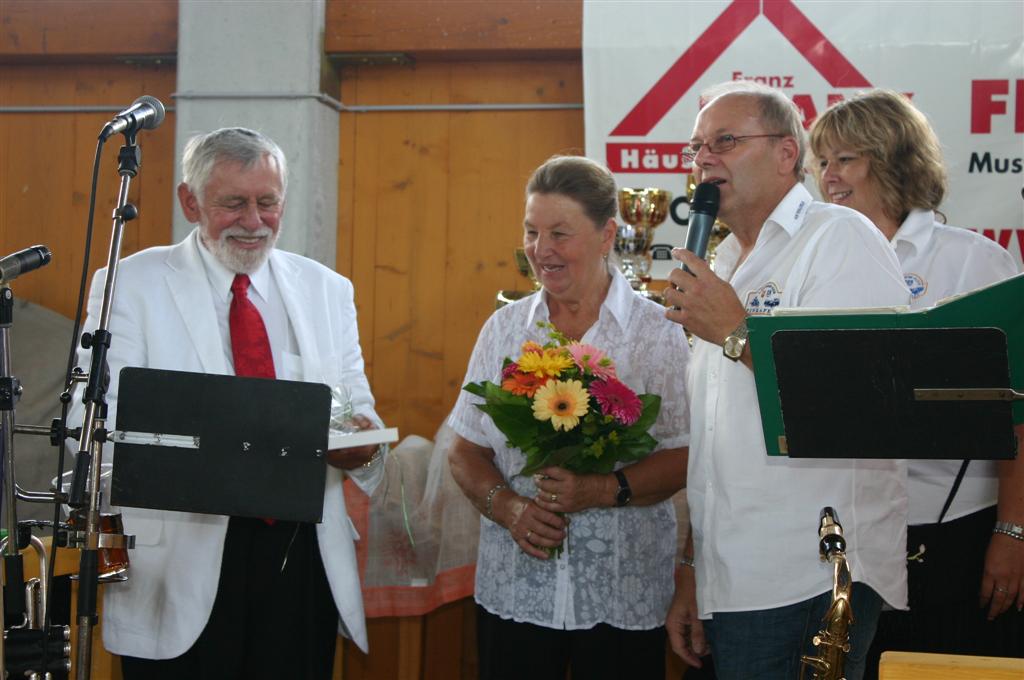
[1, 281, 71, 680]
[1, 284, 25, 674]
[67, 135, 142, 680]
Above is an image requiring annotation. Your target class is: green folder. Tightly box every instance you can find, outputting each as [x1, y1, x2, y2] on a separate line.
[749, 273, 1024, 458]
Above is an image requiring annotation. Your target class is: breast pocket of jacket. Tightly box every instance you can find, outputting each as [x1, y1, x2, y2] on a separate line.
[282, 351, 340, 386]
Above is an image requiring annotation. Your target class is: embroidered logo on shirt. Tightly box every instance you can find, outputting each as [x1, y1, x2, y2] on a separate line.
[793, 200, 807, 221]
[904, 273, 927, 300]
[745, 281, 782, 315]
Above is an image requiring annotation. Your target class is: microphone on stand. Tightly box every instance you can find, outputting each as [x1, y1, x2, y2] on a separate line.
[680, 182, 720, 274]
[0, 245, 51, 285]
[99, 96, 166, 141]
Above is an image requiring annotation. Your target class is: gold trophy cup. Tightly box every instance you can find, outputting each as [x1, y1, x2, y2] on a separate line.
[616, 188, 672, 294]
[495, 247, 541, 309]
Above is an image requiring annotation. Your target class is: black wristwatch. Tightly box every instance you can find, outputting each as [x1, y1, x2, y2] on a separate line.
[613, 469, 632, 507]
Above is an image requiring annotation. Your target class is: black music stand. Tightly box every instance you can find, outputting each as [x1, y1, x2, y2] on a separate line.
[110, 368, 330, 522]
[769, 327, 1017, 459]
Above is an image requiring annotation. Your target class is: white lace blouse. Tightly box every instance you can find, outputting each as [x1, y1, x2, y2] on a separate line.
[449, 269, 691, 630]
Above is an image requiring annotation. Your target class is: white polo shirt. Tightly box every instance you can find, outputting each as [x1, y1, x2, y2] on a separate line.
[687, 183, 911, 618]
[893, 209, 1021, 525]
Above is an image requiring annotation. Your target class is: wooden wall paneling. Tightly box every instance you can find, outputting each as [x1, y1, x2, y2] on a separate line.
[0, 62, 175, 320]
[325, 0, 581, 57]
[397, 617, 425, 679]
[341, 82, 382, 401]
[421, 598, 472, 680]
[0, 0, 178, 60]
[344, 615, 403, 680]
[336, 71, 358, 279]
[0, 67, 77, 317]
[448, 59, 583, 105]
[67, 63, 176, 306]
[389, 102, 451, 441]
[364, 71, 451, 440]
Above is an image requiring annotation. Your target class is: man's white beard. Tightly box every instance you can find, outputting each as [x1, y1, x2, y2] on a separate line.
[202, 225, 279, 274]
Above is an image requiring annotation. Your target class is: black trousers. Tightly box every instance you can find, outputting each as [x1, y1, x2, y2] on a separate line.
[476, 605, 666, 680]
[865, 505, 1024, 679]
[121, 517, 339, 680]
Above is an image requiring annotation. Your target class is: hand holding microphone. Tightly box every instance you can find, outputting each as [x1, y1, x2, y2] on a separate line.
[664, 182, 747, 349]
[679, 181, 720, 272]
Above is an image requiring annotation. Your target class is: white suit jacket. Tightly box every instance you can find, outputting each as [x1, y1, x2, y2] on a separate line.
[69, 230, 381, 658]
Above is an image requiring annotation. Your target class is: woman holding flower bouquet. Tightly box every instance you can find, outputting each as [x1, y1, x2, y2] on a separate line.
[449, 155, 691, 680]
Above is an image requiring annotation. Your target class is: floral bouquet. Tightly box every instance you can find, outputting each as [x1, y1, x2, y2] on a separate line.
[463, 323, 662, 480]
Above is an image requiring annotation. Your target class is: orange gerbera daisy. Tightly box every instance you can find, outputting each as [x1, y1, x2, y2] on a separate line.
[502, 371, 548, 397]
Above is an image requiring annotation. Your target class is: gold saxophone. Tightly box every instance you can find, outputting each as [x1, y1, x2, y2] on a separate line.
[800, 507, 853, 680]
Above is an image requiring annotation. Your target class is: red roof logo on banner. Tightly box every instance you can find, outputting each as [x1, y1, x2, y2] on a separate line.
[610, 0, 872, 137]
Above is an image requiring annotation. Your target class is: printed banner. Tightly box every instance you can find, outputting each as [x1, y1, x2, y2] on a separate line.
[584, 0, 1024, 278]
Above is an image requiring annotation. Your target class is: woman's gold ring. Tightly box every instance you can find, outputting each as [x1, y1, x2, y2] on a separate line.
[995, 585, 1009, 593]
[525, 530, 533, 542]
[550, 493, 558, 503]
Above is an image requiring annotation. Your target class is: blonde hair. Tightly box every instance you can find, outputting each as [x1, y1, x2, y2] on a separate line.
[809, 90, 946, 221]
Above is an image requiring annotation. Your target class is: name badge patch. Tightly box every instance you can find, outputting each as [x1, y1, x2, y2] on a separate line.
[745, 281, 782, 315]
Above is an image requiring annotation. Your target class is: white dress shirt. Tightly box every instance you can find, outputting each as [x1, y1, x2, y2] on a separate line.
[687, 183, 911, 618]
[449, 269, 691, 630]
[893, 209, 1021, 525]
[196, 235, 301, 379]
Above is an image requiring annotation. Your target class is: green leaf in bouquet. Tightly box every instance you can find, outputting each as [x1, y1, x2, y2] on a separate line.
[624, 393, 661, 434]
[521, 443, 584, 476]
[611, 431, 659, 463]
[462, 381, 488, 399]
[583, 436, 607, 460]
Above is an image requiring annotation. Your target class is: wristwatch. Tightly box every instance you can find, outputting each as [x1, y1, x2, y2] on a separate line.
[613, 469, 632, 507]
[722, 319, 749, 361]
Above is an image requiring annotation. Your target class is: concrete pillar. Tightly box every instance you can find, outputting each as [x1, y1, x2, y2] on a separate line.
[173, 0, 338, 267]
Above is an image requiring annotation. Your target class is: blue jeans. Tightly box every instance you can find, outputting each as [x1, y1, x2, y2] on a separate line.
[703, 583, 883, 680]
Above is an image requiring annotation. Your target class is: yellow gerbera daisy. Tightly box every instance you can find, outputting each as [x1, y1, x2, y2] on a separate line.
[532, 379, 589, 431]
[518, 347, 573, 378]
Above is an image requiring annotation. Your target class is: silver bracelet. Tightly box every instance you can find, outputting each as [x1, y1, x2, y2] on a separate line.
[993, 520, 1024, 542]
[362, 443, 388, 468]
[485, 483, 508, 520]
[679, 556, 695, 568]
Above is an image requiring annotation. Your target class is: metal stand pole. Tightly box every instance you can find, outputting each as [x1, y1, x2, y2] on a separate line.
[69, 140, 141, 680]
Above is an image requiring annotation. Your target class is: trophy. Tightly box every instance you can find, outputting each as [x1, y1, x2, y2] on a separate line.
[616, 188, 672, 294]
[495, 247, 541, 309]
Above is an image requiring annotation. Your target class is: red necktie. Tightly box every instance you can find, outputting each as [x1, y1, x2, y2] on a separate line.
[229, 274, 277, 525]
[229, 274, 276, 380]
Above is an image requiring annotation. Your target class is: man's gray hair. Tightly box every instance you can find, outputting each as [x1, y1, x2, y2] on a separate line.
[701, 81, 806, 180]
[181, 127, 288, 199]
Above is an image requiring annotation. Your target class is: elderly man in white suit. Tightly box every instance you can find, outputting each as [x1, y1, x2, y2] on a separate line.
[69, 127, 383, 679]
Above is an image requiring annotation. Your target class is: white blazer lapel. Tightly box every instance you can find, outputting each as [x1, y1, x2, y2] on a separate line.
[164, 232, 229, 376]
[271, 253, 321, 382]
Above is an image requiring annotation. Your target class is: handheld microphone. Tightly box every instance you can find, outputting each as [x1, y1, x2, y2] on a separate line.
[0, 245, 51, 284]
[99, 95, 166, 141]
[680, 182, 720, 273]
